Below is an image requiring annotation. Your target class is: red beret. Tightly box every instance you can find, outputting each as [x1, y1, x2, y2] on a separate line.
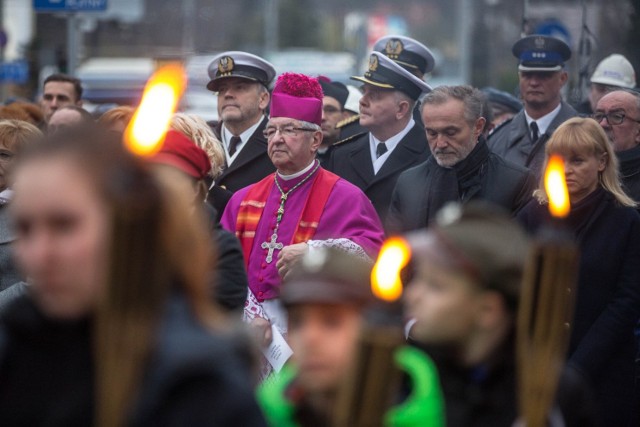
[149, 130, 211, 180]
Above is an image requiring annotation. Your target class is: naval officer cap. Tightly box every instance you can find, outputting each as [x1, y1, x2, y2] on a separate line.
[373, 35, 436, 76]
[206, 51, 276, 91]
[351, 51, 431, 101]
[512, 35, 571, 72]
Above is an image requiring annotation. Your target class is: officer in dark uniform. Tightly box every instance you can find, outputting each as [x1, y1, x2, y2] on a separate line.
[373, 35, 436, 128]
[317, 79, 350, 165]
[481, 86, 523, 130]
[335, 85, 365, 144]
[487, 35, 577, 178]
[325, 52, 431, 223]
[205, 51, 277, 214]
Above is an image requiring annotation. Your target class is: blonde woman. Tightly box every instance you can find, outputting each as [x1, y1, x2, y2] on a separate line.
[170, 113, 232, 218]
[517, 117, 640, 426]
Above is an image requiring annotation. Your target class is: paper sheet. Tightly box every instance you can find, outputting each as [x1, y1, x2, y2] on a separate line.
[262, 325, 293, 372]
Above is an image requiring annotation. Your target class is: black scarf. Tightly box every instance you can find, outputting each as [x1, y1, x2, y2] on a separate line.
[424, 137, 490, 224]
[617, 145, 640, 180]
[565, 187, 609, 244]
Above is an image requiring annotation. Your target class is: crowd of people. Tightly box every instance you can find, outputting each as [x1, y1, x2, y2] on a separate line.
[0, 30, 638, 426]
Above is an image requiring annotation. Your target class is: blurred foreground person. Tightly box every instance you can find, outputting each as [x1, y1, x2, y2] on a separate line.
[0, 128, 266, 426]
[149, 128, 248, 313]
[169, 112, 233, 217]
[518, 117, 640, 426]
[258, 248, 445, 426]
[258, 248, 374, 426]
[405, 203, 596, 427]
[0, 120, 42, 294]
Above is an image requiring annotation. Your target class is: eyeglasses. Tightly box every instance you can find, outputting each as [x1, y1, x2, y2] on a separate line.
[592, 111, 640, 126]
[263, 125, 316, 140]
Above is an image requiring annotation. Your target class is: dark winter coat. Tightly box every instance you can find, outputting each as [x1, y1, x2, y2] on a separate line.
[0, 292, 266, 426]
[325, 122, 430, 223]
[487, 101, 578, 178]
[618, 144, 640, 204]
[517, 188, 640, 426]
[387, 138, 535, 233]
[213, 117, 276, 194]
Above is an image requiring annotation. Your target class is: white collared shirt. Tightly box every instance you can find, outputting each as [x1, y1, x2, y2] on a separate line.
[221, 117, 264, 165]
[524, 103, 561, 137]
[369, 118, 415, 174]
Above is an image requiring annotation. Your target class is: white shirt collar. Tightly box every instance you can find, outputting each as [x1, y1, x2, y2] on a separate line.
[222, 117, 264, 165]
[369, 118, 415, 174]
[524, 103, 561, 137]
[277, 159, 317, 181]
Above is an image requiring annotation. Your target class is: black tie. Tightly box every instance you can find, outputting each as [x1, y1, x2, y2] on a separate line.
[530, 121, 539, 142]
[376, 142, 388, 158]
[229, 135, 242, 157]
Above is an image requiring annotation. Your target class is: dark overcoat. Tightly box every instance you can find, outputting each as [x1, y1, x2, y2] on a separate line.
[517, 190, 640, 426]
[387, 143, 536, 233]
[325, 122, 429, 222]
[487, 101, 577, 178]
[213, 117, 275, 193]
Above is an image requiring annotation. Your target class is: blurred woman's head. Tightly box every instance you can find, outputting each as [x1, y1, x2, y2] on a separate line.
[535, 117, 636, 207]
[9, 125, 219, 425]
[97, 105, 134, 133]
[170, 113, 224, 179]
[0, 119, 42, 193]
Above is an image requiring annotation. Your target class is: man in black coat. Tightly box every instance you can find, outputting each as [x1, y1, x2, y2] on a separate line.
[488, 35, 577, 178]
[325, 51, 431, 222]
[594, 89, 640, 202]
[387, 85, 535, 233]
[206, 51, 277, 198]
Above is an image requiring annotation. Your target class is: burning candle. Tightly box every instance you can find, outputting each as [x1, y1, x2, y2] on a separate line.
[124, 63, 187, 157]
[371, 237, 411, 303]
[516, 154, 578, 427]
[335, 238, 412, 426]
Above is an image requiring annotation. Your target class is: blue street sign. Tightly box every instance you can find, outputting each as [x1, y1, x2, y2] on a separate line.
[33, 0, 108, 12]
[0, 61, 29, 84]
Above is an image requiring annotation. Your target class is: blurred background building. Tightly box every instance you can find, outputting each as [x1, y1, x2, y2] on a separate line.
[1, 0, 638, 114]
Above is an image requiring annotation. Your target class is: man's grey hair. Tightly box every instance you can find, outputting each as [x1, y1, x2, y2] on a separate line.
[394, 91, 416, 115]
[607, 88, 640, 112]
[421, 85, 484, 126]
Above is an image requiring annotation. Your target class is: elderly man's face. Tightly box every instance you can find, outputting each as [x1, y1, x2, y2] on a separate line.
[265, 117, 321, 175]
[518, 70, 567, 112]
[594, 91, 640, 152]
[423, 98, 484, 168]
[358, 85, 402, 132]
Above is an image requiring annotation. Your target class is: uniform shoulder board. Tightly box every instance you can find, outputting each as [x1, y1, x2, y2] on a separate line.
[333, 131, 367, 147]
[336, 114, 360, 129]
[489, 116, 514, 138]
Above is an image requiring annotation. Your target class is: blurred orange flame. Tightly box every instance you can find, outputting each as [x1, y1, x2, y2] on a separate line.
[371, 237, 411, 302]
[124, 63, 187, 157]
[544, 154, 570, 218]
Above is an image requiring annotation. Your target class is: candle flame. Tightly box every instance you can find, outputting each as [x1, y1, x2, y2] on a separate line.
[544, 154, 570, 218]
[124, 63, 187, 156]
[371, 237, 411, 302]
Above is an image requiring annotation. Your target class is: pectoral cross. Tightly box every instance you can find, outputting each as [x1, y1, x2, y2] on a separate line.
[261, 233, 284, 263]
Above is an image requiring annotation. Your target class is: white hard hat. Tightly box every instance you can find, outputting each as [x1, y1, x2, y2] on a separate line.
[344, 85, 362, 114]
[590, 54, 636, 88]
